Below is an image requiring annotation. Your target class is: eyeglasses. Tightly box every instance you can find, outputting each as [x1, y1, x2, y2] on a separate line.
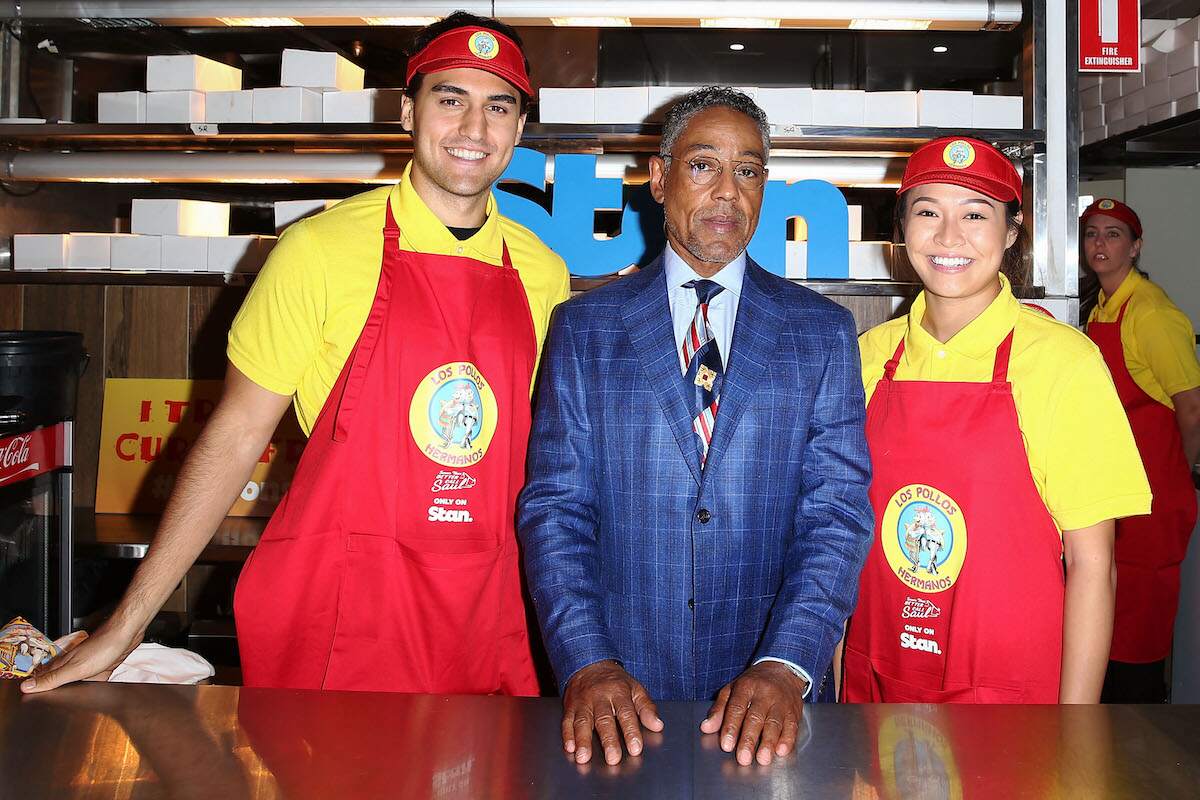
[660, 155, 768, 189]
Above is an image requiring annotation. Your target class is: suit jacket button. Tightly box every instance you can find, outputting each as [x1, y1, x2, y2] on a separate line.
[696, 508, 711, 524]
[688, 598, 695, 610]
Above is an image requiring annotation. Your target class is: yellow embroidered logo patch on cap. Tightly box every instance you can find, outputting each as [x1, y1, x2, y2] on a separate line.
[942, 140, 976, 169]
[1098, 199, 1116, 210]
[468, 31, 500, 60]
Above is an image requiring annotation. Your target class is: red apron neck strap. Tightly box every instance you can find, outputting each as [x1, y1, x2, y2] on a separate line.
[992, 329, 1016, 383]
[883, 337, 906, 381]
[383, 197, 401, 240]
[501, 239, 513, 268]
[1115, 298, 1132, 325]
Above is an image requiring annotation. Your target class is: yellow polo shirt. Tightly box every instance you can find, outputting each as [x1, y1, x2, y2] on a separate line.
[228, 165, 570, 434]
[860, 275, 1151, 533]
[1086, 269, 1200, 410]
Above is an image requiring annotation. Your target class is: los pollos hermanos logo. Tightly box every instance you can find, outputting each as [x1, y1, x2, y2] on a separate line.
[409, 362, 498, 468]
[881, 483, 967, 594]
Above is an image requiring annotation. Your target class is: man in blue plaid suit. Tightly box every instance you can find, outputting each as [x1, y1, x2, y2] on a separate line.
[518, 88, 873, 768]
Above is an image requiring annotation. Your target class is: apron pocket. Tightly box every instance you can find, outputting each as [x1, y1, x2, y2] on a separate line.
[869, 662, 978, 704]
[326, 532, 504, 694]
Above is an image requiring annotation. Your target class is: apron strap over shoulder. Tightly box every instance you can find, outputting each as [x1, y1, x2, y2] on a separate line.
[991, 330, 1015, 384]
[883, 338, 906, 381]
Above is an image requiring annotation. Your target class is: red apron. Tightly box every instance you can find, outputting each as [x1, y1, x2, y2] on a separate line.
[1088, 300, 1197, 663]
[234, 197, 540, 695]
[843, 330, 1065, 703]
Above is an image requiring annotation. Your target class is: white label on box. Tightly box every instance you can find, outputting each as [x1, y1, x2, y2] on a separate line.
[281, 49, 365, 92]
[146, 55, 242, 92]
[13, 234, 69, 270]
[98, 91, 146, 124]
[110, 234, 162, 271]
[132, 199, 230, 237]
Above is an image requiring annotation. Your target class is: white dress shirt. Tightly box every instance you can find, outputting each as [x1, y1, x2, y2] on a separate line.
[662, 243, 814, 698]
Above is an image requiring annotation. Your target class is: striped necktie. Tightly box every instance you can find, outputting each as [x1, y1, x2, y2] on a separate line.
[681, 279, 725, 465]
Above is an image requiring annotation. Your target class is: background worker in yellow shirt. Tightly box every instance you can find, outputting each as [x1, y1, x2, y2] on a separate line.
[1082, 198, 1200, 703]
[843, 138, 1150, 704]
[23, 12, 569, 695]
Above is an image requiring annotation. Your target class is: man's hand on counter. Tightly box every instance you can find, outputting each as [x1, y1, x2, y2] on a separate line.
[20, 623, 142, 694]
[700, 660, 807, 767]
[561, 659, 664, 765]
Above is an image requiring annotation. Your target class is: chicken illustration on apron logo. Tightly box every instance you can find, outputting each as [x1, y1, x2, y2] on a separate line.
[903, 505, 946, 576]
[436, 381, 483, 449]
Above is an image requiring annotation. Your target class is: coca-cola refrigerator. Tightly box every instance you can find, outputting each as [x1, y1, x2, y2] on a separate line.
[0, 421, 73, 637]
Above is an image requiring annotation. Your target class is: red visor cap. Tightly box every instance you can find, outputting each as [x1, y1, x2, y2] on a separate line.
[405, 26, 532, 98]
[1080, 198, 1142, 239]
[898, 137, 1023, 206]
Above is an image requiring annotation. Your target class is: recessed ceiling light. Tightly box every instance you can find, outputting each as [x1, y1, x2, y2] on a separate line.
[729, 43, 745, 51]
[933, 45, 949, 53]
[550, 17, 632, 27]
[217, 17, 301, 27]
[701, 17, 781, 29]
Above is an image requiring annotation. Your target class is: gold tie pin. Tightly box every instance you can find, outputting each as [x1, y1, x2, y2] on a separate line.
[694, 364, 717, 392]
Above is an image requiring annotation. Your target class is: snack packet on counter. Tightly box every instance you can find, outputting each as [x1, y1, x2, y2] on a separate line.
[0, 616, 61, 679]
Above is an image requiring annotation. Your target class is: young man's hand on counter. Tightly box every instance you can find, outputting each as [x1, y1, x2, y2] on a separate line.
[561, 659, 663, 765]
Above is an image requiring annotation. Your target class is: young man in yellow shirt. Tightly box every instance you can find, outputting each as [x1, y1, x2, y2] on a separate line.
[24, 12, 568, 695]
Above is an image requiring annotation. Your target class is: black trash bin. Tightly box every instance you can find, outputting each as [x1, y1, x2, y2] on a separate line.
[0, 331, 88, 637]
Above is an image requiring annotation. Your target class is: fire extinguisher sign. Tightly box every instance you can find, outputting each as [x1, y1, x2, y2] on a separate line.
[1080, 0, 1141, 72]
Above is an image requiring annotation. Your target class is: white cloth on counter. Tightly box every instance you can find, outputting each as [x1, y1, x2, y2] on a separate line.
[108, 643, 215, 685]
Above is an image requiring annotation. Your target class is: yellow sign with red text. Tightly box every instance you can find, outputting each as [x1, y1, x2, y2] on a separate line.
[96, 378, 305, 516]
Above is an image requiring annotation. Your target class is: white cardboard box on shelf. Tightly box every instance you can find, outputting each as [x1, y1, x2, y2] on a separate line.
[1179, 93, 1200, 114]
[207, 236, 277, 274]
[1124, 88, 1147, 115]
[132, 199, 230, 237]
[973, 95, 1022, 129]
[1147, 101, 1178, 125]
[1146, 79, 1173, 108]
[785, 241, 807, 279]
[812, 90, 866, 126]
[1101, 76, 1124, 102]
[146, 91, 205, 123]
[847, 205, 863, 242]
[757, 88, 814, 127]
[538, 88, 596, 123]
[864, 92, 918, 127]
[647, 86, 700, 122]
[1169, 43, 1200, 75]
[322, 89, 404, 123]
[1171, 67, 1200, 100]
[110, 234, 162, 270]
[594, 87, 650, 124]
[1082, 106, 1105, 129]
[13, 234, 69, 270]
[917, 90, 973, 128]
[1081, 84, 1102, 109]
[205, 90, 254, 123]
[146, 55, 242, 93]
[67, 233, 112, 270]
[281, 49, 365, 92]
[253, 87, 323, 123]
[161, 235, 209, 271]
[98, 91, 147, 123]
[274, 199, 338, 232]
[849, 242, 893, 280]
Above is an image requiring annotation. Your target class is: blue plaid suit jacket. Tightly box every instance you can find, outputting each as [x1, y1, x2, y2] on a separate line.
[517, 254, 874, 702]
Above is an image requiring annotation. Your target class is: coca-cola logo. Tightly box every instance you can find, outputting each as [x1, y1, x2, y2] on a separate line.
[0, 435, 32, 471]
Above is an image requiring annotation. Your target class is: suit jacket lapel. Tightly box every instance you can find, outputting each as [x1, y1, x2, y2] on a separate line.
[701, 259, 785, 482]
[620, 257, 703, 486]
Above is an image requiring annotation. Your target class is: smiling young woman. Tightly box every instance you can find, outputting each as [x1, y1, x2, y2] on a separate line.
[840, 137, 1152, 705]
[1082, 198, 1200, 703]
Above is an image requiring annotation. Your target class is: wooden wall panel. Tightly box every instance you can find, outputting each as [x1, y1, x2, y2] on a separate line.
[827, 294, 913, 335]
[22, 285, 107, 505]
[188, 286, 250, 379]
[0, 285, 23, 329]
[105, 286, 190, 379]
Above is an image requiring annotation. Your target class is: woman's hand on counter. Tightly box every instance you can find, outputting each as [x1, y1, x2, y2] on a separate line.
[700, 660, 806, 767]
[561, 659, 664, 766]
